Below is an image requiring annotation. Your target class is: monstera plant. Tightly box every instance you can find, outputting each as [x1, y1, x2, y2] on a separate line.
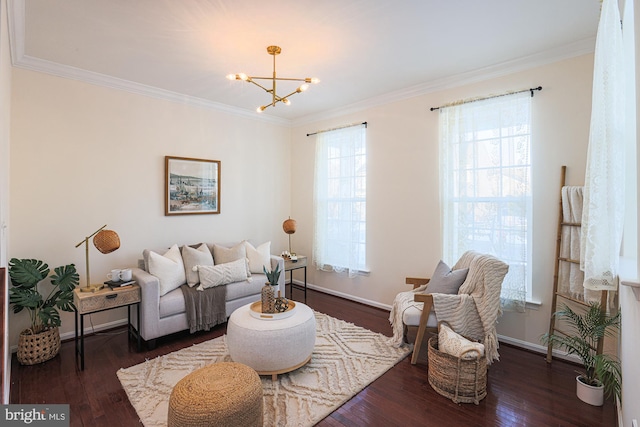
[9, 258, 79, 364]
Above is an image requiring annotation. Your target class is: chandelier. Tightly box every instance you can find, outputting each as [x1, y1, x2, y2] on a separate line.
[226, 45, 319, 113]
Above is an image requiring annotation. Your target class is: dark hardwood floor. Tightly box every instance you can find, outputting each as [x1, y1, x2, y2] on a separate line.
[10, 288, 616, 426]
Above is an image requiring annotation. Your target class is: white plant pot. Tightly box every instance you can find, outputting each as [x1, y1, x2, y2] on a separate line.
[576, 376, 604, 406]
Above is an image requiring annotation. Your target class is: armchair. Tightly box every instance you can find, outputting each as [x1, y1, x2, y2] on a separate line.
[389, 251, 508, 365]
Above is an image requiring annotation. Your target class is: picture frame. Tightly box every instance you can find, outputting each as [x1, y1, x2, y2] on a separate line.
[165, 156, 220, 215]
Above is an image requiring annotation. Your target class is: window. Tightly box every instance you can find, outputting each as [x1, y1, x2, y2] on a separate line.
[439, 91, 531, 310]
[313, 124, 367, 277]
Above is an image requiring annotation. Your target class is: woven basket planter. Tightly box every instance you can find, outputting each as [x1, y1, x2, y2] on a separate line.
[17, 327, 60, 365]
[427, 335, 487, 404]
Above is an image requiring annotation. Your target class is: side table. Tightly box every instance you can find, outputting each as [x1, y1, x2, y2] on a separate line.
[284, 256, 307, 303]
[73, 284, 141, 370]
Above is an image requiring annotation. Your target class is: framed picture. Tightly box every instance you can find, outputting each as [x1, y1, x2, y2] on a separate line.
[165, 156, 220, 215]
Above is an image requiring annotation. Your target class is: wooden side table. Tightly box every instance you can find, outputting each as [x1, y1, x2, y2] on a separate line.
[284, 256, 307, 303]
[73, 284, 141, 370]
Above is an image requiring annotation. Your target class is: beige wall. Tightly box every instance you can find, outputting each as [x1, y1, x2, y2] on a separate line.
[290, 54, 594, 350]
[8, 69, 292, 346]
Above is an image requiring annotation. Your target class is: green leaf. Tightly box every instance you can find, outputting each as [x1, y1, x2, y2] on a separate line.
[9, 286, 42, 309]
[8, 258, 49, 288]
[39, 306, 61, 328]
[51, 264, 79, 292]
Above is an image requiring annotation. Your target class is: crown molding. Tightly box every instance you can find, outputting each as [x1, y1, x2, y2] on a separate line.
[13, 54, 291, 126]
[292, 37, 596, 127]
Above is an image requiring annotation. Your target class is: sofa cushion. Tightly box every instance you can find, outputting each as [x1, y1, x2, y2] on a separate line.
[226, 274, 268, 301]
[213, 242, 246, 265]
[182, 243, 214, 287]
[159, 286, 186, 318]
[195, 259, 250, 291]
[146, 244, 187, 296]
[426, 260, 469, 294]
[244, 241, 271, 274]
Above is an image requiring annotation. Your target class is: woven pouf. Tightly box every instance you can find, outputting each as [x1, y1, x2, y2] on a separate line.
[168, 362, 263, 427]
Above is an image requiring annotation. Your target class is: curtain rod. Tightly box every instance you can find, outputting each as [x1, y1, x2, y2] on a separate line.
[306, 121, 367, 137]
[430, 86, 542, 111]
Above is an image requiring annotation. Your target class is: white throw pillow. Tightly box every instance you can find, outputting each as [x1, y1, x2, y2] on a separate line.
[182, 244, 214, 287]
[244, 241, 271, 274]
[212, 242, 250, 276]
[147, 244, 187, 296]
[438, 322, 485, 360]
[195, 258, 250, 291]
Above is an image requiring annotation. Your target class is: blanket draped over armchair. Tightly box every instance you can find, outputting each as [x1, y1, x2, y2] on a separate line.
[389, 251, 508, 364]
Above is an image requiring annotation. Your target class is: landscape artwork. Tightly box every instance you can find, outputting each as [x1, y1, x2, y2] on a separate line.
[165, 156, 220, 215]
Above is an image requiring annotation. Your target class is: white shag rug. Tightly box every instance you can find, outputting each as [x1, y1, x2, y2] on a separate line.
[117, 311, 411, 427]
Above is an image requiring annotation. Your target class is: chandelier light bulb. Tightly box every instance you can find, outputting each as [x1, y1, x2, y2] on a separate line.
[226, 73, 237, 81]
[283, 98, 291, 106]
[299, 84, 310, 92]
[256, 106, 266, 113]
[238, 73, 249, 81]
[306, 77, 320, 84]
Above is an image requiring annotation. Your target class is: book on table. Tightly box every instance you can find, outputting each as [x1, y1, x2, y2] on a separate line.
[104, 280, 136, 289]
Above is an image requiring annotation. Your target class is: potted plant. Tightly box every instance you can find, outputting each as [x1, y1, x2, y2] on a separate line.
[541, 302, 621, 406]
[8, 258, 79, 365]
[261, 264, 281, 313]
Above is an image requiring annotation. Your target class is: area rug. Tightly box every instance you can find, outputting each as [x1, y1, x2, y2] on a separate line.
[117, 311, 411, 427]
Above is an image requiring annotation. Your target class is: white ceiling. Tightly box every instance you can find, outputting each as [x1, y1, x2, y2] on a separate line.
[9, 0, 602, 124]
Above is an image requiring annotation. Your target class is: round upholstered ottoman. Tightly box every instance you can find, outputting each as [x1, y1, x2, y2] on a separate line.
[168, 362, 262, 427]
[226, 302, 316, 380]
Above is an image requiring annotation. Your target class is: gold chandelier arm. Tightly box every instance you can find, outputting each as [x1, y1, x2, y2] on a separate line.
[246, 79, 272, 93]
[248, 76, 308, 82]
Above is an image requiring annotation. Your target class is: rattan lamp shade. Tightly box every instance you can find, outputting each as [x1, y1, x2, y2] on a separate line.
[93, 230, 120, 254]
[283, 218, 297, 234]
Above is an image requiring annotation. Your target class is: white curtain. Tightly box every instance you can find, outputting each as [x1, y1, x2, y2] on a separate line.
[440, 91, 531, 312]
[313, 125, 367, 278]
[580, 0, 625, 291]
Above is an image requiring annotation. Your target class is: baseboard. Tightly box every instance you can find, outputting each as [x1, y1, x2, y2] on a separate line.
[9, 318, 129, 353]
[297, 280, 392, 311]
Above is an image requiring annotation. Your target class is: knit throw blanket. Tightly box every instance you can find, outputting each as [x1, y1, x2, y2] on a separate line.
[389, 251, 508, 364]
[180, 284, 227, 333]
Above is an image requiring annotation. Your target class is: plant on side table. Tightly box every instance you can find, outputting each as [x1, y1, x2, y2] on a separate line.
[541, 302, 621, 406]
[8, 258, 79, 365]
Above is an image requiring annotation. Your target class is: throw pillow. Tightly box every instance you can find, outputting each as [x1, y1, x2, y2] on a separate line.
[438, 322, 485, 360]
[212, 242, 250, 276]
[147, 244, 187, 296]
[426, 260, 469, 294]
[195, 258, 250, 291]
[244, 241, 271, 274]
[182, 243, 214, 287]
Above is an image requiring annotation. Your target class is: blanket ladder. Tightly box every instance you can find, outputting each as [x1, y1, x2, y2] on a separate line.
[546, 165, 607, 363]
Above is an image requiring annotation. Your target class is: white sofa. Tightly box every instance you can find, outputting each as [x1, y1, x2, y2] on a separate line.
[132, 241, 284, 347]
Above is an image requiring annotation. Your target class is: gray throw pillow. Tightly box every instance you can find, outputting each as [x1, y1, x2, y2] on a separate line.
[426, 260, 469, 294]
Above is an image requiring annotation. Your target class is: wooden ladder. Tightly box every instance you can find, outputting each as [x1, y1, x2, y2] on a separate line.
[546, 166, 607, 363]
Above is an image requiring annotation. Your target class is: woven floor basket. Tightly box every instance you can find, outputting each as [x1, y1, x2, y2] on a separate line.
[17, 327, 60, 365]
[427, 335, 487, 404]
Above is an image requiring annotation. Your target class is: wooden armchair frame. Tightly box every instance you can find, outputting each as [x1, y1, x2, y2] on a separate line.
[404, 277, 435, 364]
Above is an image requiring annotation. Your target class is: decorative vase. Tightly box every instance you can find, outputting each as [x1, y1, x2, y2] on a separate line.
[274, 290, 289, 313]
[261, 284, 275, 313]
[576, 375, 604, 406]
[17, 327, 61, 365]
